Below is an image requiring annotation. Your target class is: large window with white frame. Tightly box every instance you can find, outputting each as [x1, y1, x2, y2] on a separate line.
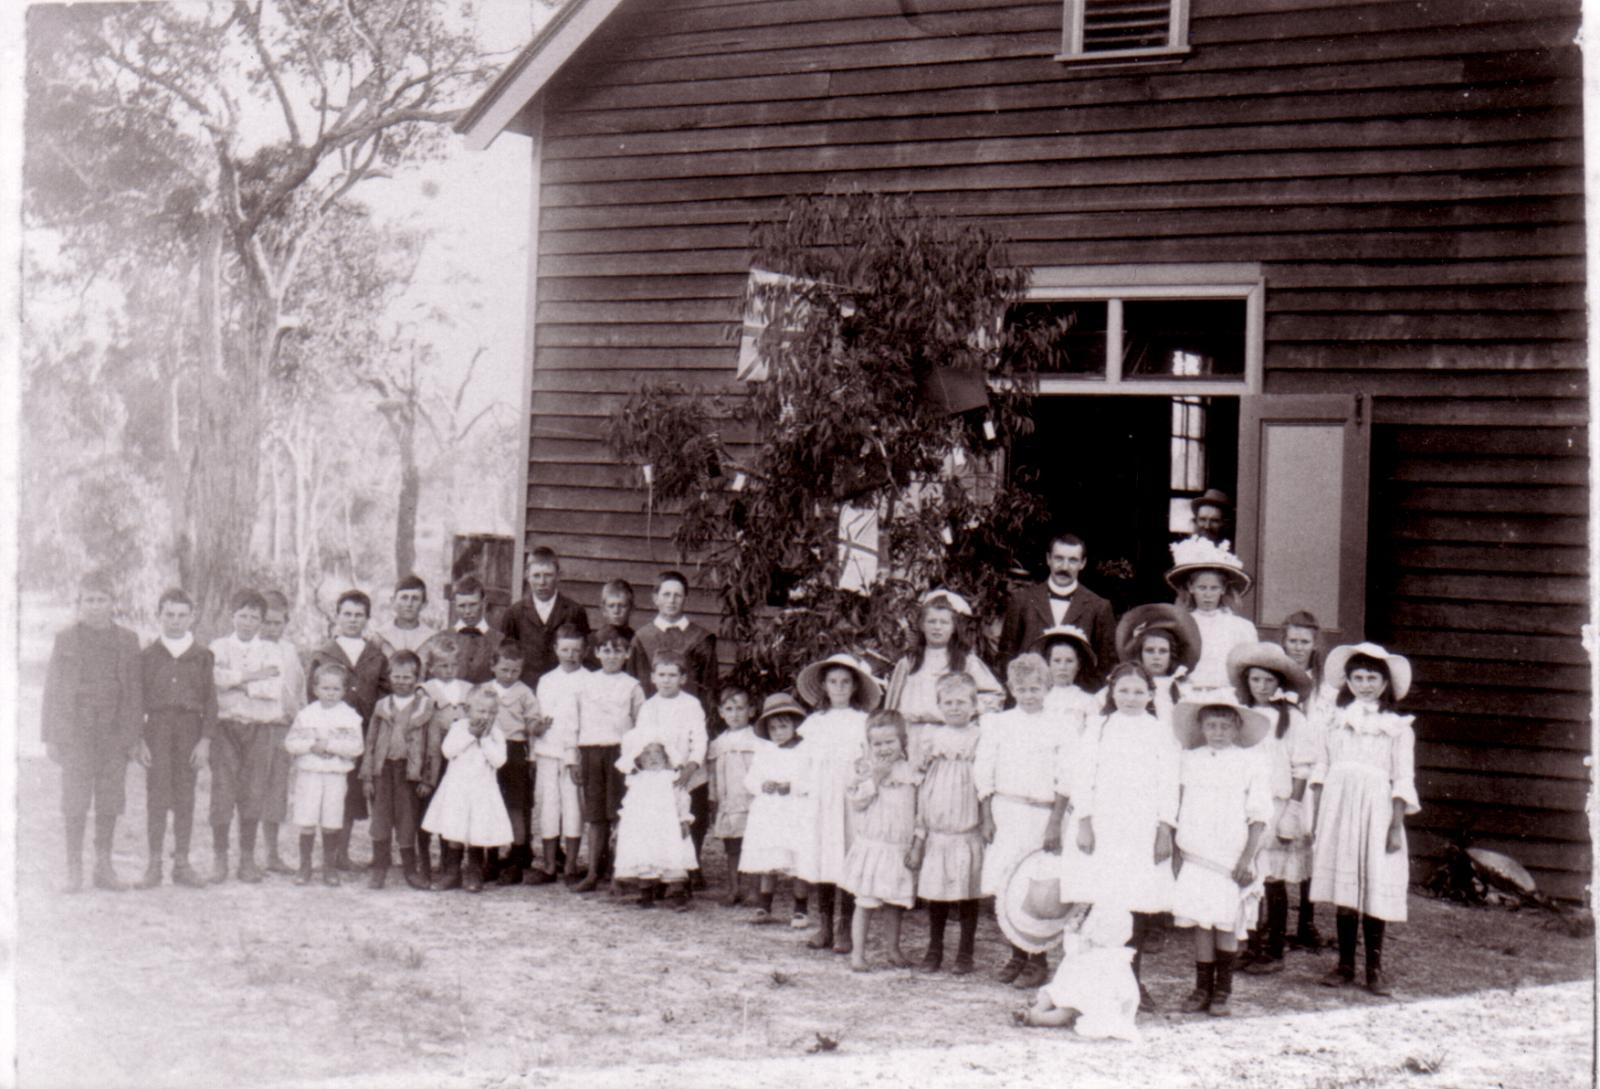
[1006, 264, 1264, 397]
[1058, 0, 1191, 63]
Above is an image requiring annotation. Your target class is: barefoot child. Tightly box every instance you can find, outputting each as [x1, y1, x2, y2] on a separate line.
[613, 740, 698, 909]
[1170, 694, 1272, 1016]
[910, 670, 985, 975]
[707, 687, 759, 904]
[1049, 662, 1178, 1011]
[533, 625, 586, 883]
[977, 653, 1064, 988]
[361, 651, 435, 890]
[1311, 643, 1418, 997]
[1228, 642, 1315, 974]
[573, 626, 644, 892]
[138, 588, 215, 889]
[284, 663, 366, 886]
[794, 652, 881, 954]
[842, 710, 920, 971]
[739, 693, 811, 925]
[1017, 904, 1140, 1041]
[422, 686, 514, 893]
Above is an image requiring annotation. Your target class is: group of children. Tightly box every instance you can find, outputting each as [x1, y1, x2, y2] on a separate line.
[44, 536, 1418, 1033]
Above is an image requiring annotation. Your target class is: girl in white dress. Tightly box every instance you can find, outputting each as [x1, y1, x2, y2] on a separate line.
[1165, 538, 1257, 694]
[1279, 608, 1331, 949]
[1170, 694, 1273, 1017]
[908, 671, 985, 974]
[1035, 626, 1100, 734]
[842, 710, 921, 972]
[794, 652, 881, 955]
[885, 589, 1004, 735]
[420, 687, 513, 894]
[1113, 603, 1202, 723]
[977, 653, 1067, 988]
[1047, 662, 1178, 1012]
[1227, 642, 1315, 975]
[740, 693, 811, 926]
[1310, 643, 1418, 997]
[613, 740, 698, 909]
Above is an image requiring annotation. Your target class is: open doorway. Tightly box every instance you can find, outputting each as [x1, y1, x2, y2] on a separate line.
[1009, 396, 1239, 616]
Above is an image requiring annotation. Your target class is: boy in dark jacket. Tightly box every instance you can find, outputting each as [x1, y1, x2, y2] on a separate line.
[42, 572, 143, 892]
[138, 588, 216, 888]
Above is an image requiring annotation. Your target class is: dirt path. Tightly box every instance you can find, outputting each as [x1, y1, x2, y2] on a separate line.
[14, 756, 1594, 1089]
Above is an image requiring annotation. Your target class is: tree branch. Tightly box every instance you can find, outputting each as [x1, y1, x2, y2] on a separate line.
[235, 0, 302, 147]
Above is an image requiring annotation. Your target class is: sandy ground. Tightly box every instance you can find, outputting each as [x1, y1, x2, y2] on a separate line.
[13, 754, 1595, 1089]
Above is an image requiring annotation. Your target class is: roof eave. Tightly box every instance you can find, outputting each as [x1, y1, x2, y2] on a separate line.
[455, 0, 629, 151]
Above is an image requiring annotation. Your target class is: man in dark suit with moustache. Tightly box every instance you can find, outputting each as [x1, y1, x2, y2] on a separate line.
[998, 533, 1117, 684]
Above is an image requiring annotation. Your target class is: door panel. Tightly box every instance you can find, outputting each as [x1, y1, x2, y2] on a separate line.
[1236, 394, 1370, 644]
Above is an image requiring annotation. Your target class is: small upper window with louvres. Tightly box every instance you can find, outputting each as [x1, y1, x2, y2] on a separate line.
[1059, 0, 1191, 62]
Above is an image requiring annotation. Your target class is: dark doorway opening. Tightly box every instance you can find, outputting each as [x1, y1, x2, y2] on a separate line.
[1009, 396, 1239, 616]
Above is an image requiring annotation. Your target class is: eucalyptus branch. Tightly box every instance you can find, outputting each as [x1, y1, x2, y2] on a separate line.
[235, 0, 302, 147]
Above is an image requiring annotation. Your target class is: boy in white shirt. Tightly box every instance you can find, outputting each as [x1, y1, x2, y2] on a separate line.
[258, 590, 306, 875]
[373, 574, 439, 658]
[532, 625, 587, 884]
[284, 663, 366, 886]
[208, 590, 284, 884]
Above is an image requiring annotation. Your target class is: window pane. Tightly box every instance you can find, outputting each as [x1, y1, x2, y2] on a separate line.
[1122, 299, 1246, 379]
[1006, 301, 1107, 376]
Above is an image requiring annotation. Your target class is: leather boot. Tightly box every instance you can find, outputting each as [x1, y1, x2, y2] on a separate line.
[138, 858, 163, 890]
[806, 885, 836, 950]
[210, 846, 231, 885]
[1209, 951, 1236, 1017]
[1180, 961, 1215, 1013]
[402, 848, 428, 890]
[293, 834, 315, 886]
[432, 844, 463, 891]
[321, 832, 342, 886]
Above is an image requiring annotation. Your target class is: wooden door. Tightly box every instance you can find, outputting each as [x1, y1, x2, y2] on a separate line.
[1235, 395, 1370, 644]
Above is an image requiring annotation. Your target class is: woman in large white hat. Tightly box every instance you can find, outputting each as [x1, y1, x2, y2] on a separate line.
[793, 652, 882, 956]
[1309, 643, 1418, 998]
[1169, 692, 1274, 1018]
[1165, 537, 1258, 694]
[885, 589, 1004, 734]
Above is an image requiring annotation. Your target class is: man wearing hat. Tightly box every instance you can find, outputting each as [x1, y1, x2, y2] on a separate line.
[999, 534, 1116, 680]
[1190, 490, 1232, 544]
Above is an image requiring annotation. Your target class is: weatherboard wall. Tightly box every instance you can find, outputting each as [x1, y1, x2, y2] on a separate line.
[513, 0, 1590, 897]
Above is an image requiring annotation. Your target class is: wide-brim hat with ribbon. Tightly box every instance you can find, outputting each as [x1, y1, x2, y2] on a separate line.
[795, 652, 884, 711]
[1165, 535, 1253, 595]
[918, 587, 973, 617]
[1325, 642, 1412, 701]
[1115, 603, 1202, 672]
[1171, 691, 1273, 750]
[753, 691, 807, 740]
[996, 848, 1090, 955]
[1190, 488, 1233, 515]
[1226, 641, 1312, 705]
[1030, 624, 1098, 671]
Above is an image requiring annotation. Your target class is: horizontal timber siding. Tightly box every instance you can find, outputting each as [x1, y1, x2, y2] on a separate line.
[520, 0, 1588, 897]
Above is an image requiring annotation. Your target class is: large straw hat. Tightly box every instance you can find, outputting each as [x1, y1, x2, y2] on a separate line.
[1171, 692, 1272, 750]
[1030, 624, 1098, 671]
[1115, 603, 1202, 672]
[753, 692, 807, 741]
[1225, 642, 1312, 705]
[1164, 536, 1252, 595]
[1324, 642, 1412, 701]
[795, 652, 884, 711]
[996, 849, 1090, 955]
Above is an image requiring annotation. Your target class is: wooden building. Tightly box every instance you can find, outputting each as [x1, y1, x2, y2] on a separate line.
[459, 0, 1590, 898]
